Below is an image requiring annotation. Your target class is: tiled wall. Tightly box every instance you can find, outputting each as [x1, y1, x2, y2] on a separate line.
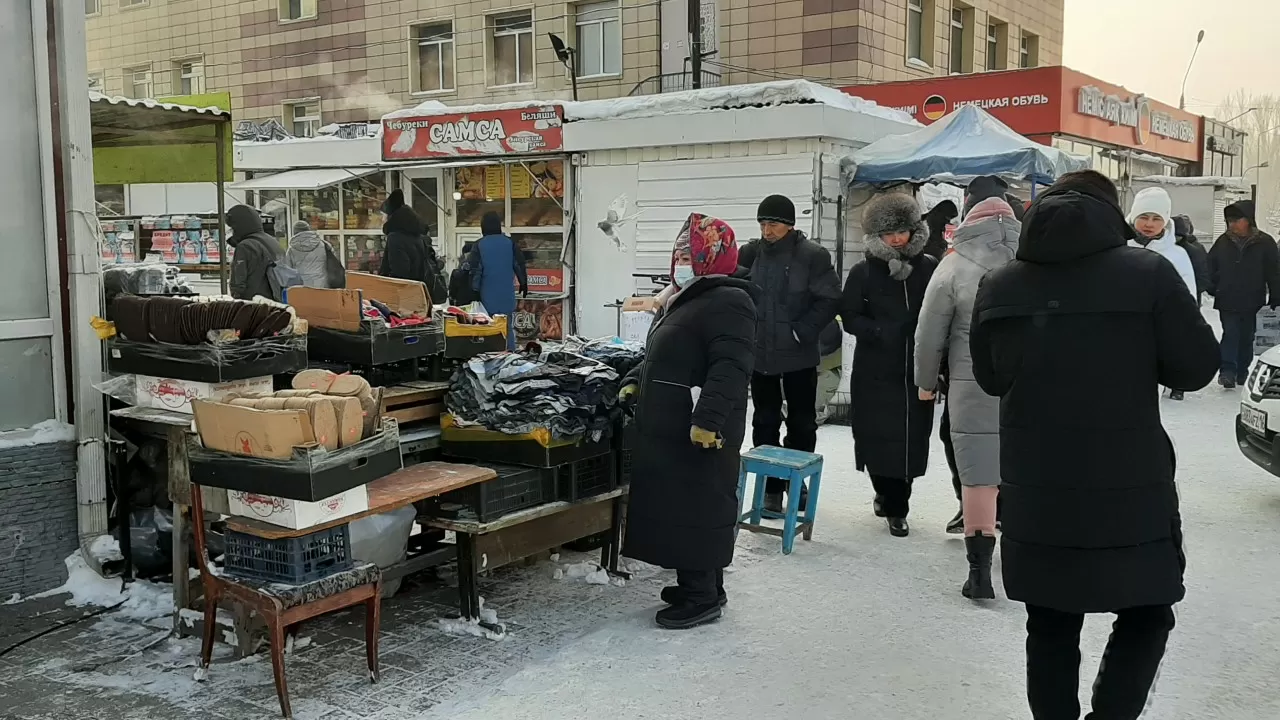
[86, 0, 1061, 124]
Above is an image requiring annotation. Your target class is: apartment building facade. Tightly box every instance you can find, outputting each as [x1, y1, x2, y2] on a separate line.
[85, 0, 1062, 130]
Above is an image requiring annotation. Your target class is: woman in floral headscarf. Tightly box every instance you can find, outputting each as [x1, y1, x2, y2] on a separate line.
[620, 213, 758, 630]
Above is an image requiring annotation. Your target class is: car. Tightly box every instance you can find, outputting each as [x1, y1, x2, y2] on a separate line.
[1236, 346, 1280, 476]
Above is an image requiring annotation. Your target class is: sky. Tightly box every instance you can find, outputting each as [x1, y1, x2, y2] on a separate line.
[1062, 0, 1280, 114]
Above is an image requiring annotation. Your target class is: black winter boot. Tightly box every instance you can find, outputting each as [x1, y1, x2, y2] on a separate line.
[961, 531, 997, 600]
[660, 585, 728, 607]
[655, 602, 722, 629]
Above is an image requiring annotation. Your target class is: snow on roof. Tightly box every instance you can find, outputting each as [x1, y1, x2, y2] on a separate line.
[381, 80, 919, 126]
[1134, 175, 1248, 187]
[88, 90, 229, 118]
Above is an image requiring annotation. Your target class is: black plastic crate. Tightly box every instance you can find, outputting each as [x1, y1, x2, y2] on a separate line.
[308, 322, 445, 365]
[431, 462, 556, 522]
[223, 524, 352, 584]
[556, 453, 618, 503]
[440, 435, 611, 468]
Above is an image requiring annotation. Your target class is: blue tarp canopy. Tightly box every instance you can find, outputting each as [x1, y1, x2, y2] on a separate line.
[849, 104, 1087, 186]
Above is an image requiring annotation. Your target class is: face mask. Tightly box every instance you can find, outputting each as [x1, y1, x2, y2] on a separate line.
[673, 265, 696, 288]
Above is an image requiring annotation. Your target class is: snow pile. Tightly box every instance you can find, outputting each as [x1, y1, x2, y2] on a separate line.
[24, 549, 172, 621]
[1133, 174, 1249, 188]
[437, 597, 504, 640]
[552, 561, 626, 587]
[0, 419, 75, 449]
[89, 535, 124, 564]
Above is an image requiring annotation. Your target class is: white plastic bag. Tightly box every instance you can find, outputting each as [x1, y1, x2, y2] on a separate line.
[348, 506, 416, 597]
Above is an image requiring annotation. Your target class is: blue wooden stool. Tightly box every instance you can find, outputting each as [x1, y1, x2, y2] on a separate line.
[737, 446, 823, 554]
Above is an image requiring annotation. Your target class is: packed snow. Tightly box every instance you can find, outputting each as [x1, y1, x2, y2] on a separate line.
[1133, 174, 1249, 187]
[0, 419, 75, 449]
[26, 548, 171, 621]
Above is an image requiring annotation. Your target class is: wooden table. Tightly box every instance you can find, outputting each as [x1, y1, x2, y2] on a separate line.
[422, 487, 629, 635]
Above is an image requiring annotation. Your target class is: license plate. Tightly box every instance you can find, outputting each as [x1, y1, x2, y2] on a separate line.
[1242, 404, 1268, 435]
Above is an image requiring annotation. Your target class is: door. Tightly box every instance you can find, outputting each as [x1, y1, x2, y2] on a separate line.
[576, 163, 640, 338]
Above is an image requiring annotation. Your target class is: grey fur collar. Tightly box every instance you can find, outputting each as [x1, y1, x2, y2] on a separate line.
[865, 225, 927, 280]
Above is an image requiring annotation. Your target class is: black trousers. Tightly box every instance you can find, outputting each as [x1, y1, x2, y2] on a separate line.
[870, 474, 913, 518]
[1219, 310, 1257, 380]
[941, 401, 960, 500]
[675, 568, 724, 606]
[751, 368, 818, 494]
[1026, 604, 1176, 720]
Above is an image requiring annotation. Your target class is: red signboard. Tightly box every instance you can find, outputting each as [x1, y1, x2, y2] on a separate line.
[381, 106, 564, 161]
[520, 267, 566, 293]
[842, 66, 1202, 163]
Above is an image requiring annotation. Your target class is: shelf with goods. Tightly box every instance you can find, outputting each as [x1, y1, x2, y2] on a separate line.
[98, 214, 225, 268]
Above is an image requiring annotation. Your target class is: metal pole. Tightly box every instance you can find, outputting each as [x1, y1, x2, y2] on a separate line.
[569, 52, 579, 101]
[215, 122, 228, 295]
[689, 0, 702, 89]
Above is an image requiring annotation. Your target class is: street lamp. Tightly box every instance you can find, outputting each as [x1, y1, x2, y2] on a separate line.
[1226, 107, 1258, 125]
[1179, 29, 1205, 111]
[548, 34, 578, 101]
[1246, 161, 1270, 179]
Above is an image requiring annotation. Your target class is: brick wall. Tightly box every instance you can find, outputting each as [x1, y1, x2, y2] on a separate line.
[0, 442, 79, 599]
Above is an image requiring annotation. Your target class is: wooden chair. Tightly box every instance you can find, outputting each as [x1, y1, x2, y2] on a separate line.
[190, 483, 382, 719]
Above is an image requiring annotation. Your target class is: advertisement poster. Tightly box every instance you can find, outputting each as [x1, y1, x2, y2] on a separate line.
[382, 106, 564, 160]
[520, 268, 566, 294]
[514, 299, 564, 343]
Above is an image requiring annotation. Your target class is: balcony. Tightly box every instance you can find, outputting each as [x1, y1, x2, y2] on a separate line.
[628, 70, 723, 97]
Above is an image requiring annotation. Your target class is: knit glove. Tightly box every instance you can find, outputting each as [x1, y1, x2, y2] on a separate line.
[690, 425, 723, 449]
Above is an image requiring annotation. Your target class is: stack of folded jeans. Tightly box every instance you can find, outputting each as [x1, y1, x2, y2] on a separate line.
[447, 351, 621, 440]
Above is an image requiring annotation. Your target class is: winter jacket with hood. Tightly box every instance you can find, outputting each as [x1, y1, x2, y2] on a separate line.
[283, 226, 344, 289]
[840, 193, 937, 479]
[914, 197, 1019, 488]
[737, 230, 842, 376]
[1173, 214, 1210, 298]
[467, 213, 528, 350]
[970, 178, 1219, 614]
[922, 200, 958, 261]
[379, 190, 448, 302]
[1207, 199, 1280, 312]
[1126, 188, 1197, 298]
[227, 205, 282, 301]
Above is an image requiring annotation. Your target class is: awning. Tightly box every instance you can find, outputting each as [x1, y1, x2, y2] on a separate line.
[228, 167, 379, 191]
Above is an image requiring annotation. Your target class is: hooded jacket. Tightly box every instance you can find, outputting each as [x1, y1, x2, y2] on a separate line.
[226, 205, 282, 301]
[914, 197, 1019, 488]
[1126, 188, 1197, 298]
[1208, 199, 1280, 312]
[970, 180, 1219, 613]
[1173, 214, 1210, 298]
[922, 200, 958, 261]
[283, 228, 343, 289]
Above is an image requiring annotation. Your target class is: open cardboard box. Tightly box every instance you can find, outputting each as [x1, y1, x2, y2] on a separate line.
[346, 272, 431, 315]
[286, 286, 444, 364]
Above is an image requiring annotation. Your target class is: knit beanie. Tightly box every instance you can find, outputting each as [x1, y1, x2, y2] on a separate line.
[292, 220, 312, 234]
[963, 175, 1010, 216]
[480, 211, 503, 236]
[757, 194, 796, 226]
[1225, 200, 1255, 225]
[1125, 187, 1172, 225]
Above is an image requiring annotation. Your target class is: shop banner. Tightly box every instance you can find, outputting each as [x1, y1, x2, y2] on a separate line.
[520, 268, 566, 293]
[382, 106, 564, 161]
[514, 299, 565, 343]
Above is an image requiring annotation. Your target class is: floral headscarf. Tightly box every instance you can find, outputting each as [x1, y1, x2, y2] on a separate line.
[671, 213, 738, 279]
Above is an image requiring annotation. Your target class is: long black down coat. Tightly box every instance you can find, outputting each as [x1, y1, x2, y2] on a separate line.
[971, 182, 1220, 614]
[840, 205, 937, 480]
[623, 276, 757, 571]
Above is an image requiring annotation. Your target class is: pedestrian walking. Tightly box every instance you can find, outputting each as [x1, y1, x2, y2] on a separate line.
[380, 189, 448, 302]
[620, 213, 756, 630]
[467, 212, 529, 350]
[922, 199, 957, 261]
[737, 194, 841, 514]
[226, 205, 283, 301]
[1207, 199, 1280, 388]
[970, 170, 1219, 720]
[1173, 214, 1210, 303]
[840, 193, 937, 537]
[914, 196, 1019, 598]
[283, 220, 345, 289]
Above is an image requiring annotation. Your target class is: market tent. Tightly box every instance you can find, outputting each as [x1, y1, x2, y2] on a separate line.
[849, 104, 1086, 186]
[229, 167, 379, 191]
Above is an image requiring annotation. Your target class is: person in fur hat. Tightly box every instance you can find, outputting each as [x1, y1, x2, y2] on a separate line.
[839, 193, 937, 537]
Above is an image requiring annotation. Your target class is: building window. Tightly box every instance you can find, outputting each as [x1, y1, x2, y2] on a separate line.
[279, 0, 317, 22]
[120, 0, 147, 7]
[86, 0, 100, 15]
[286, 101, 321, 137]
[492, 11, 535, 86]
[125, 66, 152, 99]
[175, 60, 204, 95]
[906, 0, 925, 62]
[949, 6, 971, 74]
[1020, 31, 1039, 68]
[412, 22, 455, 93]
[986, 21, 1007, 71]
[88, 72, 104, 92]
[575, 1, 622, 77]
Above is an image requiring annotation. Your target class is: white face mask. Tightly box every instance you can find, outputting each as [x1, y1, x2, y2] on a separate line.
[672, 264, 696, 288]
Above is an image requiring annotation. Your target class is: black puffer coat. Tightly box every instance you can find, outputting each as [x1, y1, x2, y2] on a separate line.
[840, 196, 937, 480]
[738, 231, 841, 376]
[227, 205, 282, 301]
[623, 276, 756, 571]
[1207, 228, 1280, 313]
[971, 182, 1220, 614]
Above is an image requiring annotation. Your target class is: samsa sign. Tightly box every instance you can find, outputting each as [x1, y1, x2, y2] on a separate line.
[382, 106, 564, 160]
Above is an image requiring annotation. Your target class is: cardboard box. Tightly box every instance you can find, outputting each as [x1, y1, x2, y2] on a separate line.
[135, 375, 273, 415]
[227, 486, 370, 530]
[621, 296, 660, 344]
[192, 400, 316, 460]
[347, 272, 431, 315]
[286, 287, 364, 332]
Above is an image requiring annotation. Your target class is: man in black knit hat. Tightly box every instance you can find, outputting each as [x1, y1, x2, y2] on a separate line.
[737, 194, 841, 512]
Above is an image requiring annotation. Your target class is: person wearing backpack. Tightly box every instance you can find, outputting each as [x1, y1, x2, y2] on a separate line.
[283, 220, 345, 289]
[227, 205, 284, 300]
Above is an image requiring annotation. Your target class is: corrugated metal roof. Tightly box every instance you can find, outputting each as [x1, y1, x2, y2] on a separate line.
[88, 91, 230, 118]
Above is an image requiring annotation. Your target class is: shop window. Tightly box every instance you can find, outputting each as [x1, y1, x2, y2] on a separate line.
[1020, 31, 1039, 68]
[286, 100, 321, 138]
[95, 184, 126, 216]
[412, 21, 456, 94]
[126, 65, 152, 99]
[297, 186, 340, 233]
[408, 177, 442, 239]
[510, 160, 565, 228]
[174, 59, 204, 95]
[986, 20, 1007, 71]
[86, 0, 100, 16]
[491, 11, 534, 86]
[575, 1, 621, 77]
[280, 0, 317, 22]
[0, 339, 56, 433]
[345, 236, 386, 274]
[342, 174, 389, 232]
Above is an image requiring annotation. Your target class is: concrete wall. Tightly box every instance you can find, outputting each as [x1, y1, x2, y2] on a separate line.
[0, 443, 79, 598]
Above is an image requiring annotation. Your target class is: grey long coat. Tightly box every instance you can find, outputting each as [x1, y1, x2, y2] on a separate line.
[914, 210, 1019, 487]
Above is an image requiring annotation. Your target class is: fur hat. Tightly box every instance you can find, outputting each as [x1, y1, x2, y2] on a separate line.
[863, 193, 923, 237]
[757, 194, 796, 226]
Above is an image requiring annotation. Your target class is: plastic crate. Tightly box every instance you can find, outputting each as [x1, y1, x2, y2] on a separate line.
[432, 462, 557, 522]
[556, 453, 618, 502]
[440, 434, 611, 468]
[223, 524, 352, 584]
